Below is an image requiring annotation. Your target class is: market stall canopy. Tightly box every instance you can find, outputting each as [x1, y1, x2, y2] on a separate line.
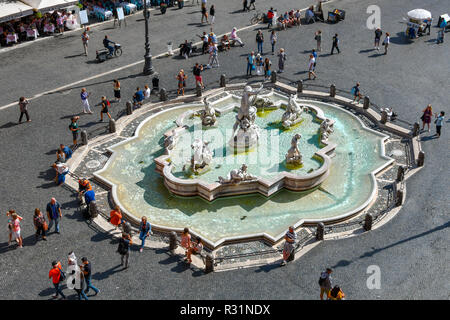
[20, 0, 78, 12]
[407, 9, 432, 21]
[0, 0, 34, 23]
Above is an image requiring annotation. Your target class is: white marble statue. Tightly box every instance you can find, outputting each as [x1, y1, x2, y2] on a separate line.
[230, 84, 264, 149]
[320, 118, 334, 141]
[190, 139, 213, 173]
[164, 129, 178, 151]
[218, 164, 258, 184]
[281, 94, 304, 129]
[285, 134, 303, 166]
[195, 98, 217, 126]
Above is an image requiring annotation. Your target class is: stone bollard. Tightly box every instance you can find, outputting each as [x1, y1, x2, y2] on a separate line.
[412, 122, 420, 136]
[204, 253, 214, 273]
[380, 110, 388, 124]
[396, 189, 404, 207]
[169, 231, 178, 253]
[271, 70, 277, 83]
[316, 222, 324, 241]
[417, 151, 425, 167]
[330, 84, 336, 97]
[196, 85, 202, 97]
[88, 201, 98, 219]
[363, 96, 370, 109]
[363, 213, 373, 231]
[109, 119, 116, 133]
[81, 130, 88, 145]
[297, 80, 303, 94]
[396, 166, 405, 182]
[126, 101, 133, 115]
[159, 88, 168, 101]
[220, 74, 226, 87]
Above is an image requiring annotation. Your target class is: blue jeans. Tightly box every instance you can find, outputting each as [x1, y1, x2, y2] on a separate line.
[77, 289, 89, 300]
[257, 42, 263, 54]
[139, 231, 148, 249]
[247, 63, 253, 75]
[48, 217, 60, 233]
[53, 282, 66, 298]
[107, 45, 114, 56]
[84, 276, 99, 295]
[57, 171, 68, 185]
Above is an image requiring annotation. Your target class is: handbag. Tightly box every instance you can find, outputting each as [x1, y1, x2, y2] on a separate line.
[420, 114, 425, 121]
[43, 221, 48, 231]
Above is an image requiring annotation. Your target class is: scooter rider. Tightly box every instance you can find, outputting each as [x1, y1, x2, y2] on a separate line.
[103, 35, 115, 56]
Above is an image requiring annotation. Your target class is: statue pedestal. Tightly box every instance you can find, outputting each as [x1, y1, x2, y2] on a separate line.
[229, 127, 259, 151]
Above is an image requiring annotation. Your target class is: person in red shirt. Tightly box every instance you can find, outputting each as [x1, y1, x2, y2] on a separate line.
[110, 205, 123, 229]
[267, 7, 274, 28]
[49, 261, 66, 299]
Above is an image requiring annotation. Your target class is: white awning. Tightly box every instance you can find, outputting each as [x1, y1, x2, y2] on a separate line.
[0, 1, 34, 23]
[407, 9, 432, 21]
[20, 0, 78, 12]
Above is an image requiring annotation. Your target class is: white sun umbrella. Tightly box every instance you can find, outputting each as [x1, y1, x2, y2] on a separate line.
[407, 9, 432, 21]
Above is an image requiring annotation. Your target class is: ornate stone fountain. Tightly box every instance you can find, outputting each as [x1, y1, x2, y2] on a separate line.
[193, 98, 217, 127]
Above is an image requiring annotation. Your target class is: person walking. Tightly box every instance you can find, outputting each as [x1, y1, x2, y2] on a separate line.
[201, 3, 209, 24]
[243, 0, 249, 12]
[280, 226, 296, 266]
[81, 30, 89, 56]
[319, 268, 333, 300]
[181, 227, 192, 262]
[10, 212, 23, 248]
[270, 30, 277, 55]
[49, 261, 66, 299]
[351, 82, 362, 103]
[209, 5, 215, 24]
[118, 232, 132, 269]
[46, 197, 62, 234]
[69, 116, 80, 146]
[267, 7, 274, 29]
[207, 43, 219, 68]
[331, 33, 340, 54]
[263, 57, 272, 80]
[383, 32, 390, 55]
[200, 31, 209, 54]
[421, 104, 433, 132]
[113, 80, 121, 102]
[256, 30, 264, 54]
[193, 63, 204, 89]
[33, 208, 47, 241]
[138, 216, 152, 253]
[434, 111, 445, 138]
[308, 54, 317, 80]
[81, 257, 100, 296]
[6, 210, 14, 246]
[278, 48, 286, 73]
[99, 96, 112, 122]
[80, 88, 92, 114]
[176, 69, 187, 96]
[68, 257, 88, 300]
[18, 97, 31, 123]
[315, 30, 322, 52]
[436, 28, 444, 44]
[374, 28, 382, 50]
[249, 0, 256, 10]
[246, 51, 256, 77]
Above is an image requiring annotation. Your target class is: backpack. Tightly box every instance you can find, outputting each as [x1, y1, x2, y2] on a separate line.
[58, 266, 66, 281]
[106, 100, 111, 107]
[318, 272, 327, 286]
[117, 238, 127, 255]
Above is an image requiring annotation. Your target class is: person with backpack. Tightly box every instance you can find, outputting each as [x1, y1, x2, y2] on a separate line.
[49, 261, 66, 299]
[138, 216, 152, 253]
[69, 116, 80, 146]
[118, 233, 132, 268]
[319, 268, 333, 300]
[99, 96, 112, 122]
[329, 285, 345, 300]
[81, 257, 100, 296]
[256, 30, 264, 54]
[351, 82, 362, 103]
[331, 33, 340, 55]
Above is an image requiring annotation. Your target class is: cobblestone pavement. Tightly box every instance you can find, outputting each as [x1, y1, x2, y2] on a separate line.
[0, 0, 448, 300]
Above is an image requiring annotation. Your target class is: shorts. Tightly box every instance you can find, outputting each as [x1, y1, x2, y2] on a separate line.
[114, 90, 121, 99]
[195, 75, 202, 83]
[12, 230, 21, 239]
[72, 131, 79, 141]
[178, 81, 186, 88]
[102, 108, 109, 113]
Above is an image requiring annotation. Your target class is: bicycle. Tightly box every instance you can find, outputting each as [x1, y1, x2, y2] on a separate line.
[250, 11, 265, 24]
